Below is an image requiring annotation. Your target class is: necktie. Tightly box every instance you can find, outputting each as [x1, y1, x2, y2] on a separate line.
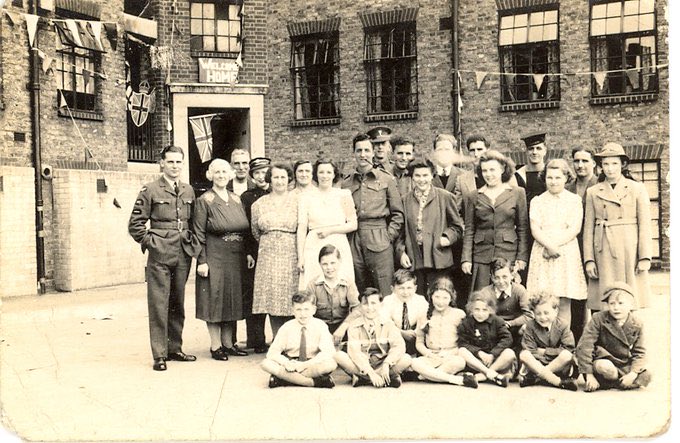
[173, 182, 179, 195]
[499, 292, 508, 302]
[402, 302, 410, 330]
[299, 326, 307, 362]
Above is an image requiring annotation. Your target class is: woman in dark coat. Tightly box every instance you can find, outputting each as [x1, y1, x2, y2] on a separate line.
[461, 150, 529, 292]
[194, 159, 250, 360]
[397, 158, 463, 297]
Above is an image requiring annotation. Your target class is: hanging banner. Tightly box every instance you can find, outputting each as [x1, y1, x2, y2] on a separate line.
[25, 13, 39, 48]
[198, 58, 240, 84]
[189, 114, 215, 163]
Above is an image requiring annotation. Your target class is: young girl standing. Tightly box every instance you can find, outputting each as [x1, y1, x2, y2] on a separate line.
[457, 292, 516, 387]
[411, 278, 478, 388]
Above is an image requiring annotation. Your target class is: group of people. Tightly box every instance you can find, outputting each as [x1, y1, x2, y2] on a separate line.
[127, 126, 653, 393]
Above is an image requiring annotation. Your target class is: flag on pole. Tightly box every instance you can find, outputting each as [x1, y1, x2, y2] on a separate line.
[25, 13, 39, 48]
[189, 114, 215, 162]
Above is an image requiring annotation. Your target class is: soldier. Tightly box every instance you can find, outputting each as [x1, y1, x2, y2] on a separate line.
[515, 132, 548, 209]
[390, 135, 415, 197]
[342, 133, 404, 296]
[367, 126, 394, 173]
[128, 145, 201, 371]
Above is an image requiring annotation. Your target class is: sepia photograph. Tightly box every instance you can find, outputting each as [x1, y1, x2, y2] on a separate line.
[0, 0, 673, 440]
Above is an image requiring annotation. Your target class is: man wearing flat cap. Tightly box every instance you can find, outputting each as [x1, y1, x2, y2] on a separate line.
[367, 126, 395, 174]
[240, 157, 272, 353]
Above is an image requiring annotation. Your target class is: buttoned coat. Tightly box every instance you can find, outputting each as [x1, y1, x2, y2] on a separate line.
[128, 177, 201, 264]
[397, 187, 463, 271]
[583, 178, 652, 310]
[432, 165, 464, 194]
[462, 185, 529, 265]
[522, 318, 575, 364]
[452, 170, 477, 215]
[575, 311, 646, 375]
[347, 316, 406, 373]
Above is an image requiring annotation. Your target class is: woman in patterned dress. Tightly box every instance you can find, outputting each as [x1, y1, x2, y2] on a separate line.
[526, 159, 587, 329]
[251, 163, 299, 336]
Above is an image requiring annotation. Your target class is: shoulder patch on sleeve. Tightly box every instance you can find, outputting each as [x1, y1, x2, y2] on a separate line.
[132, 208, 142, 214]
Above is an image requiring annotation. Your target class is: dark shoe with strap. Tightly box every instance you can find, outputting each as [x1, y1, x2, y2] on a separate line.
[352, 375, 372, 387]
[559, 378, 579, 391]
[224, 346, 248, 356]
[167, 351, 197, 362]
[519, 372, 538, 388]
[388, 374, 402, 388]
[268, 375, 289, 389]
[462, 372, 479, 389]
[313, 375, 335, 388]
[210, 347, 229, 361]
[153, 358, 167, 371]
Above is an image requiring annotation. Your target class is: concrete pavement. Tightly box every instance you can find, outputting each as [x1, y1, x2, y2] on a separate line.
[0, 272, 671, 441]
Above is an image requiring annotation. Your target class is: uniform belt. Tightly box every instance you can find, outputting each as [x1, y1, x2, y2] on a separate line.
[357, 218, 387, 229]
[594, 218, 637, 259]
[221, 232, 244, 242]
[151, 220, 187, 231]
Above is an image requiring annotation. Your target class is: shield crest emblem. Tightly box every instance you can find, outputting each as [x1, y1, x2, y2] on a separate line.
[127, 80, 155, 127]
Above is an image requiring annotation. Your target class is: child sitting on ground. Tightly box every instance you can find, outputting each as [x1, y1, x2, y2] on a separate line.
[518, 291, 578, 391]
[381, 269, 429, 356]
[334, 288, 412, 388]
[457, 291, 516, 387]
[306, 245, 360, 345]
[410, 277, 478, 388]
[576, 282, 651, 392]
[261, 292, 337, 388]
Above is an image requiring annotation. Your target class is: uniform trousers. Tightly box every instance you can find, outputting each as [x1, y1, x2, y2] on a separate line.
[146, 252, 192, 359]
[349, 228, 394, 296]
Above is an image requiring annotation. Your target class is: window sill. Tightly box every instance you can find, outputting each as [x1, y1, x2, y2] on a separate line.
[499, 100, 560, 112]
[364, 111, 418, 123]
[290, 117, 341, 127]
[589, 93, 658, 106]
[191, 50, 240, 59]
[57, 108, 104, 121]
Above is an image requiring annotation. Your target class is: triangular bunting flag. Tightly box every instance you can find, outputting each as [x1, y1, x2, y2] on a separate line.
[626, 69, 640, 90]
[65, 20, 83, 47]
[25, 14, 39, 48]
[4, 10, 19, 25]
[561, 74, 571, 86]
[475, 71, 488, 90]
[103, 22, 118, 50]
[59, 90, 68, 109]
[89, 21, 103, 49]
[82, 68, 91, 88]
[41, 54, 54, 74]
[167, 115, 173, 132]
[235, 52, 243, 68]
[593, 72, 607, 91]
[189, 114, 215, 163]
[457, 72, 463, 114]
[533, 73, 546, 91]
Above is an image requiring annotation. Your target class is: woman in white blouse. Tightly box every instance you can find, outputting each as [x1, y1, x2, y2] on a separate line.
[526, 159, 587, 328]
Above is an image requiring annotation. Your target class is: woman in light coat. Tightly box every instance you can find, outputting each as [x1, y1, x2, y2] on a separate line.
[583, 143, 652, 311]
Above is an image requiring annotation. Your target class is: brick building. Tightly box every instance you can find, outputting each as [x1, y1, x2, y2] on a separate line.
[0, 0, 669, 296]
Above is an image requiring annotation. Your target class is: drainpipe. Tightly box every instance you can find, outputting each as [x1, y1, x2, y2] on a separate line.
[30, 0, 46, 294]
[451, 0, 461, 148]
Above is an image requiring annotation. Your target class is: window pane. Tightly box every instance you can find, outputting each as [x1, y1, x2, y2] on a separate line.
[191, 19, 202, 35]
[623, 15, 639, 32]
[645, 182, 659, 199]
[216, 36, 229, 52]
[230, 20, 241, 37]
[607, 2, 622, 17]
[203, 20, 214, 35]
[528, 25, 543, 42]
[544, 10, 558, 24]
[513, 27, 527, 44]
[624, 0, 639, 15]
[640, 0, 654, 13]
[606, 16, 621, 34]
[591, 18, 606, 36]
[592, 4, 607, 19]
[500, 15, 514, 29]
[203, 36, 215, 50]
[628, 162, 643, 173]
[217, 20, 229, 35]
[544, 24, 558, 41]
[203, 3, 214, 18]
[215, 4, 228, 20]
[190, 3, 202, 17]
[530, 12, 544, 26]
[639, 13, 655, 30]
[515, 13, 528, 27]
[229, 4, 241, 20]
[499, 29, 513, 45]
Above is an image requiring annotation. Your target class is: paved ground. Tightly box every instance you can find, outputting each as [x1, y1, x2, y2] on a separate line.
[0, 272, 672, 441]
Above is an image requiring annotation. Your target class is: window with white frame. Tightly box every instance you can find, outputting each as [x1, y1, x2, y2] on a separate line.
[190, 0, 243, 55]
[498, 8, 560, 104]
[589, 0, 658, 97]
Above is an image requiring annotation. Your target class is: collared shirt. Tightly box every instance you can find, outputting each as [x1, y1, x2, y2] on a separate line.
[478, 183, 513, 205]
[163, 176, 178, 190]
[347, 315, 406, 373]
[266, 317, 335, 365]
[307, 276, 360, 325]
[436, 166, 452, 177]
[381, 294, 429, 331]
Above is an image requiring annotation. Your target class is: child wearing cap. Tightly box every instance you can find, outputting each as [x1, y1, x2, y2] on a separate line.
[334, 288, 412, 388]
[576, 281, 651, 392]
[261, 292, 337, 388]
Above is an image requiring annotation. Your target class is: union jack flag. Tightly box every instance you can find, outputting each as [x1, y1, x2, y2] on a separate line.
[189, 114, 215, 163]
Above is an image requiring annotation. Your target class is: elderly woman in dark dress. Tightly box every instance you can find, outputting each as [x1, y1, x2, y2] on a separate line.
[194, 158, 250, 361]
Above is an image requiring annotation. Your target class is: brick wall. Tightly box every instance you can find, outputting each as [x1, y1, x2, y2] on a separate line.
[458, 0, 669, 268]
[264, 0, 456, 171]
[0, 167, 37, 297]
[51, 169, 158, 291]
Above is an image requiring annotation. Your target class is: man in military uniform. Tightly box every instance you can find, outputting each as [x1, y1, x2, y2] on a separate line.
[390, 135, 415, 197]
[128, 145, 201, 371]
[515, 132, 548, 209]
[342, 133, 404, 295]
[367, 126, 394, 173]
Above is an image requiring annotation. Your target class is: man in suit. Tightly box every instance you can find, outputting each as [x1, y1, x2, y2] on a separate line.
[128, 145, 202, 371]
[227, 148, 256, 196]
[453, 135, 489, 214]
[368, 126, 395, 174]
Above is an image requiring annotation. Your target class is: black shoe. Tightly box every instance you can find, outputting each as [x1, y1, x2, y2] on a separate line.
[352, 375, 372, 387]
[492, 374, 509, 388]
[167, 351, 197, 362]
[268, 375, 285, 388]
[462, 372, 479, 389]
[210, 347, 229, 361]
[401, 370, 420, 382]
[253, 345, 269, 354]
[313, 375, 335, 389]
[388, 374, 402, 388]
[519, 373, 538, 388]
[224, 346, 248, 356]
[153, 358, 167, 371]
[559, 378, 578, 391]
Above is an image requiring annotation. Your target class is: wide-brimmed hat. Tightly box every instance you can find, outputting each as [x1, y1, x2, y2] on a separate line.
[367, 126, 392, 143]
[248, 157, 271, 177]
[595, 142, 630, 162]
[601, 281, 636, 302]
